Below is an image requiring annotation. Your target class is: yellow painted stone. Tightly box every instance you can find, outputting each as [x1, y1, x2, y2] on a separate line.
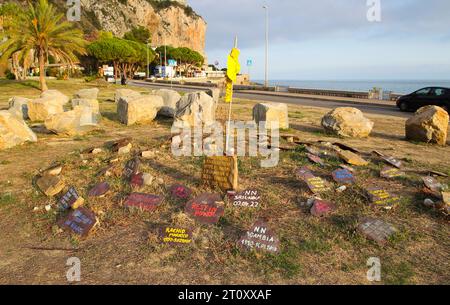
[338, 150, 369, 166]
[202, 156, 238, 191]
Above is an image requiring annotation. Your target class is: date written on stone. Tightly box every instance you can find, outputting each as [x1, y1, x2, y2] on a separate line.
[233, 189, 261, 208]
[238, 219, 280, 253]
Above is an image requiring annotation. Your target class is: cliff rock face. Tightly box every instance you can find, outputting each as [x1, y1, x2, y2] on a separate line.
[80, 0, 206, 55]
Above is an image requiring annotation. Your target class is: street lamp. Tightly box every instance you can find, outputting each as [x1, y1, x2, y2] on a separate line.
[263, 5, 269, 88]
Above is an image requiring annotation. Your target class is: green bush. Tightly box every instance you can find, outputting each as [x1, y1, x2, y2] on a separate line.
[5, 69, 15, 80]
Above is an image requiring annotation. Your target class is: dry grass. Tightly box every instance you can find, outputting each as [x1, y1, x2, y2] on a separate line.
[0, 79, 449, 285]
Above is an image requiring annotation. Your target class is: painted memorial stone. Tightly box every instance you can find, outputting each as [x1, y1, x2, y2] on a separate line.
[382, 156, 402, 169]
[36, 175, 65, 197]
[58, 187, 84, 210]
[238, 219, 280, 253]
[422, 176, 443, 197]
[310, 199, 336, 217]
[169, 184, 192, 201]
[295, 166, 315, 180]
[305, 176, 330, 194]
[123, 157, 140, 181]
[338, 150, 369, 166]
[185, 193, 225, 224]
[130, 173, 144, 188]
[124, 193, 162, 212]
[366, 187, 400, 209]
[88, 182, 110, 197]
[57, 207, 97, 237]
[380, 166, 405, 179]
[233, 189, 261, 208]
[307, 153, 325, 166]
[357, 217, 397, 245]
[332, 168, 355, 185]
[201, 156, 238, 191]
[159, 226, 193, 245]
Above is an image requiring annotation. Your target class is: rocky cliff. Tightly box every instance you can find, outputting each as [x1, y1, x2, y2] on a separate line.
[80, 0, 206, 55]
[0, 0, 206, 55]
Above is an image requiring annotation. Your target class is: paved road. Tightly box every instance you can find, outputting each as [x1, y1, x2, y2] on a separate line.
[130, 81, 411, 118]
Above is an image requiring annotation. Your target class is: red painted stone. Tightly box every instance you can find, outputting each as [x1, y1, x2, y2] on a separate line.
[88, 182, 110, 197]
[124, 193, 162, 212]
[310, 199, 336, 217]
[185, 193, 224, 224]
[169, 184, 192, 200]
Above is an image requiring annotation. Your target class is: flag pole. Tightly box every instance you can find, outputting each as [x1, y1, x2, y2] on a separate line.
[225, 36, 238, 156]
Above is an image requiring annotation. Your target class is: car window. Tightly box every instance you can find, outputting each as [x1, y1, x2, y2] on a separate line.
[433, 88, 446, 96]
[415, 88, 431, 95]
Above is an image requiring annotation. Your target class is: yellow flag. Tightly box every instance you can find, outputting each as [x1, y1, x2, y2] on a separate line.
[225, 47, 241, 103]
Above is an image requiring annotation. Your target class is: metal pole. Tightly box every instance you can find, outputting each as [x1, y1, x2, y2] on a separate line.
[263, 5, 269, 88]
[146, 41, 150, 79]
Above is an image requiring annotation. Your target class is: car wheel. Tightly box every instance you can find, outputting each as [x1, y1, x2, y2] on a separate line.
[398, 101, 409, 112]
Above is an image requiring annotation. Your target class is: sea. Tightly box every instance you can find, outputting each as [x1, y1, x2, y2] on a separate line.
[254, 80, 450, 95]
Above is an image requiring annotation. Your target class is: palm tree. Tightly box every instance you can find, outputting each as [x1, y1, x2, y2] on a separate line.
[0, 0, 86, 91]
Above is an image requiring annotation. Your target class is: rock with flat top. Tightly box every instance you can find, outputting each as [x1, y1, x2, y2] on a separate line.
[253, 103, 289, 129]
[8, 97, 31, 120]
[74, 88, 99, 100]
[0, 111, 37, 150]
[72, 98, 101, 118]
[405, 106, 449, 146]
[114, 89, 142, 103]
[44, 106, 99, 136]
[321, 107, 374, 138]
[206, 88, 221, 104]
[117, 95, 164, 126]
[40, 90, 69, 105]
[28, 97, 65, 122]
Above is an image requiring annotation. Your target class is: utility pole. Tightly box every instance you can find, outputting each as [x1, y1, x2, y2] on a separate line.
[263, 5, 269, 88]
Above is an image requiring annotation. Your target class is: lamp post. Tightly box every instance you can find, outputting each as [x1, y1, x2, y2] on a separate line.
[263, 5, 269, 88]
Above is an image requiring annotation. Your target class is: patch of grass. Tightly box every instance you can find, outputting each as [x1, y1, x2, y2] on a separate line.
[256, 240, 302, 279]
[383, 261, 415, 285]
[0, 193, 16, 207]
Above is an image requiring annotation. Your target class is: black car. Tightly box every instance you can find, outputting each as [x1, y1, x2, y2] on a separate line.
[396, 87, 450, 113]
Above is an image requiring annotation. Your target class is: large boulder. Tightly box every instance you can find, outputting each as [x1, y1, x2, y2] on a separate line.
[74, 88, 99, 100]
[174, 91, 217, 127]
[40, 90, 69, 105]
[72, 98, 101, 118]
[114, 89, 142, 103]
[152, 89, 181, 117]
[405, 106, 449, 146]
[0, 110, 37, 150]
[44, 106, 100, 136]
[28, 97, 65, 122]
[117, 95, 164, 126]
[252, 103, 289, 129]
[321, 107, 374, 138]
[8, 97, 31, 120]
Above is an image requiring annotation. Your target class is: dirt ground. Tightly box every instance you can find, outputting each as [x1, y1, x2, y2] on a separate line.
[0, 79, 449, 285]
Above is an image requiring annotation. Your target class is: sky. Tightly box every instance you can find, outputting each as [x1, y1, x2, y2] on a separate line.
[189, 0, 450, 80]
